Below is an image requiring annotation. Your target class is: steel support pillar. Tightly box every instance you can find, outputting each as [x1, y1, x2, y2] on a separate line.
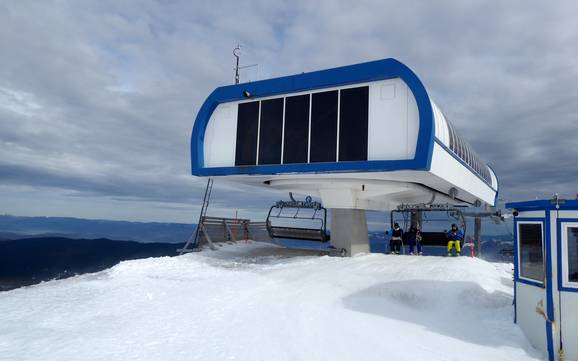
[330, 209, 369, 256]
[474, 216, 482, 258]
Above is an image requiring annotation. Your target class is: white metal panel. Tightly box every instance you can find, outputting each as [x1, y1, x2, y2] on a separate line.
[517, 211, 546, 219]
[549, 212, 561, 358]
[560, 293, 578, 360]
[204, 103, 237, 167]
[432, 101, 450, 146]
[559, 210, 578, 219]
[429, 142, 496, 205]
[406, 87, 419, 158]
[368, 78, 418, 160]
[516, 283, 548, 354]
[489, 167, 498, 190]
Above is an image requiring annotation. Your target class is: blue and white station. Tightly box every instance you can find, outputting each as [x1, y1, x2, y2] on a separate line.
[191, 58, 499, 254]
[506, 198, 578, 361]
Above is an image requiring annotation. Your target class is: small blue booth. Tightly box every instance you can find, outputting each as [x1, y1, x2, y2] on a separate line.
[506, 198, 578, 361]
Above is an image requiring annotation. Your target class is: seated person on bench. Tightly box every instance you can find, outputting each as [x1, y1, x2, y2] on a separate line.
[446, 224, 463, 257]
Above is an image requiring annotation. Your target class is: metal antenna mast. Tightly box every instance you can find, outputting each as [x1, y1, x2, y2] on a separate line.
[233, 45, 241, 84]
[233, 45, 257, 84]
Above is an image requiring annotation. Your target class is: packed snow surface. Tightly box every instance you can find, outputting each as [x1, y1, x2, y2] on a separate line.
[0, 242, 543, 361]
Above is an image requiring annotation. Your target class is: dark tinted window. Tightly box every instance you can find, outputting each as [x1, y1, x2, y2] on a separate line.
[283, 94, 310, 164]
[339, 86, 368, 161]
[258, 98, 283, 164]
[235, 101, 259, 166]
[567, 227, 578, 283]
[518, 223, 544, 282]
[310, 90, 338, 162]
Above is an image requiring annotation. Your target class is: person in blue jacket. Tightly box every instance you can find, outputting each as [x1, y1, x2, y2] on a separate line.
[415, 225, 423, 255]
[407, 226, 418, 255]
[446, 223, 464, 256]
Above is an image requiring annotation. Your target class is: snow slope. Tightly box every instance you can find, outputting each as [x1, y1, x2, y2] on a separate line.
[0, 242, 544, 361]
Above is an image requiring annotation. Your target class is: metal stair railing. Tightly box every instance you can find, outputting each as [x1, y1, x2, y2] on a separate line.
[177, 178, 214, 254]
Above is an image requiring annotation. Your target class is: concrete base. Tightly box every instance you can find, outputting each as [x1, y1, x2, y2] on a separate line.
[331, 209, 369, 256]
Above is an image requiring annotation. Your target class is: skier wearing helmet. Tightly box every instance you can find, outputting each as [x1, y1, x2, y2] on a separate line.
[446, 224, 463, 256]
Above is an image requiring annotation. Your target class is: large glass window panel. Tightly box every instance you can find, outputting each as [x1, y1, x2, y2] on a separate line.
[567, 227, 578, 283]
[235, 101, 259, 166]
[283, 94, 310, 164]
[339, 86, 368, 161]
[258, 98, 283, 165]
[310, 90, 338, 163]
[518, 223, 544, 282]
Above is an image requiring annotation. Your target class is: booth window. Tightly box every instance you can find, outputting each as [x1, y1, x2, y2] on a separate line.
[235, 101, 259, 166]
[518, 222, 544, 282]
[567, 227, 578, 283]
[310, 90, 338, 162]
[258, 98, 283, 165]
[283, 94, 310, 164]
[339, 86, 369, 161]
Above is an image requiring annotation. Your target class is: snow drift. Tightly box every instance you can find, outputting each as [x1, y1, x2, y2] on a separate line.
[0, 242, 543, 361]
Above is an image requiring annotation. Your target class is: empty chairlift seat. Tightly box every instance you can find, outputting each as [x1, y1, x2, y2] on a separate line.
[266, 196, 329, 242]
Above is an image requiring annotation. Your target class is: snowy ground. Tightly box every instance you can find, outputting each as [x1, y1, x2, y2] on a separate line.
[0, 242, 544, 361]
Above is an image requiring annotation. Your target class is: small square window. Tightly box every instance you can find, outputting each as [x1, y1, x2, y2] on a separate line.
[518, 222, 544, 282]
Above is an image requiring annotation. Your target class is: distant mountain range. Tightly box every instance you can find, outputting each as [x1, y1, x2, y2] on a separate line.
[0, 237, 185, 292]
[0, 215, 513, 292]
[0, 215, 195, 243]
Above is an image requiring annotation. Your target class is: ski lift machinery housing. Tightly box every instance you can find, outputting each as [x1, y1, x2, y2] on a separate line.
[190, 58, 499, 255]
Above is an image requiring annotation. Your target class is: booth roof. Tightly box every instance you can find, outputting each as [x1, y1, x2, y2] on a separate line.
[506, 199, 578, 211]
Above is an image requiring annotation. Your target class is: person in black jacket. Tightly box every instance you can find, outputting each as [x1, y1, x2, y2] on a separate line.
[389, 223, 403, 254]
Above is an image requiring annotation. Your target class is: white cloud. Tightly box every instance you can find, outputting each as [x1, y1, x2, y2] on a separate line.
[1, 0, 578, 221]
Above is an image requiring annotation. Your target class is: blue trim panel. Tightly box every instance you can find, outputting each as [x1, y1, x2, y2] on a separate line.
[513, 216, 518, 324]
[513, 278, 517, 324]
[544, 210, 555, 361]
[513, 216, 520, 281]
[433, 138, 497, 193]
[516, 277, 545, 288]
[506, 199, 578, 211]
[557, 218, 578, 293]
[191, 58, 435, 176]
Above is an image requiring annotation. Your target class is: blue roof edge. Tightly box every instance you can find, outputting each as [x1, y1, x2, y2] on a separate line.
[506, 199, 578, 211]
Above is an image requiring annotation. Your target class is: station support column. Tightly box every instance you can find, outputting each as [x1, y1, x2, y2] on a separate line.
[410, 211, 422, 230]
[474, 216, 482, 257]
[330, 209, 370, 256]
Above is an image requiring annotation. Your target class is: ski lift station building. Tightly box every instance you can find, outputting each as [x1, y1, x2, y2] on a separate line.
[190, 58, 499, 254]
[506, 199, 578, 361]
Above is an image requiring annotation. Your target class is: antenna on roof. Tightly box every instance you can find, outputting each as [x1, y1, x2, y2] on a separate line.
[233, 45, 241, 84]
[233, 45, 258, 84]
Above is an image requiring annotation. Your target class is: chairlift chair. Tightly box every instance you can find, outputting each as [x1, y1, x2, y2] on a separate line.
[266, 194, 329, 242]
[390, 204, 467, 247]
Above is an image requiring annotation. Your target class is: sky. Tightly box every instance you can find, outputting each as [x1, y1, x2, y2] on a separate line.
[1, 0, 578, 224]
